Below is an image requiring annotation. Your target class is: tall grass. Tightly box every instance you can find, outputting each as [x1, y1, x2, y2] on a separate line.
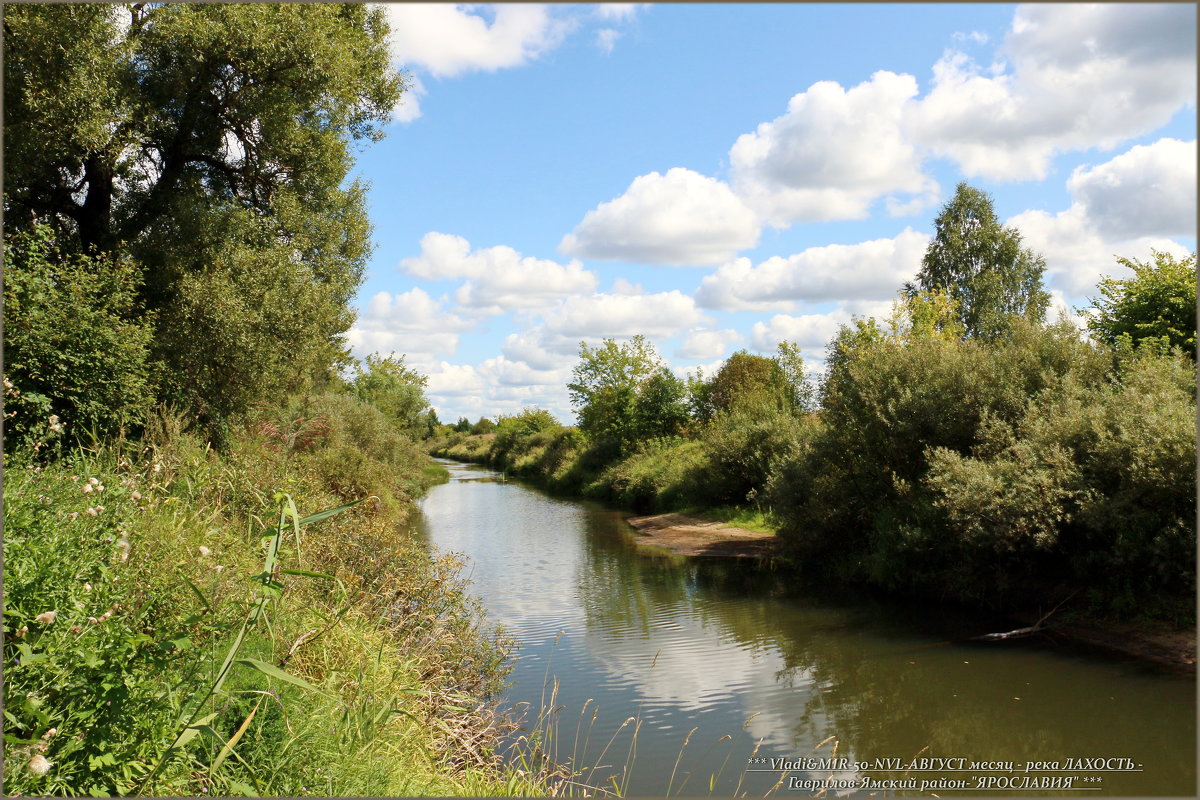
[2, 395, 552, 796]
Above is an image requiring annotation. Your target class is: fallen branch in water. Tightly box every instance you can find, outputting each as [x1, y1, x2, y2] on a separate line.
[969, 589, 1080, 642]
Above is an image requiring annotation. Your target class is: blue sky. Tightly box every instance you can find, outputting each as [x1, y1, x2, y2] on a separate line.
[345, 3, 1197, 424]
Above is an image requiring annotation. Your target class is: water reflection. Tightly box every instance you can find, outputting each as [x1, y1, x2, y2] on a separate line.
[417, 461, 1195, 796]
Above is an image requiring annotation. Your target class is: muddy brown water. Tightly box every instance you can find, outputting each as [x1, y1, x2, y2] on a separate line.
[414, 460, 1195, 796]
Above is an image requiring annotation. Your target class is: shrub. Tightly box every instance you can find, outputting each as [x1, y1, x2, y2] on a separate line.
[699, 401, 812, 507]
[3, 225, 154, 456]
[600, 437, 708, 512]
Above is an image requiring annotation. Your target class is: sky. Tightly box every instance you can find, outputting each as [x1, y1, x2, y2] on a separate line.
[344, 3, 1198, 425]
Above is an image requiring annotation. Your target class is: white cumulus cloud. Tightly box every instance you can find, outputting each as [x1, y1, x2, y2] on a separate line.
[911, 3, 1197, 180]
[380, 4, 572, 79]
[347, 288, 474, 361]
[542, 290, 708, 338]
[594, 3, 648, 22]
[696, 228, 930, 311]
[392, 74, 427, 123]
[750, 312, 851, 353]
[401, 232, 598, 314]
[676, 328, 743, 361]
[558, 168, 761, 266]
[1007, 139, 1196, 296]
[729, 71, 937, 226]
[1065, 138, 1196, 241]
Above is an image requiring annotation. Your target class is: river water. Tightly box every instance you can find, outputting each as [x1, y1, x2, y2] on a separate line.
[414, 460, 1195, 796]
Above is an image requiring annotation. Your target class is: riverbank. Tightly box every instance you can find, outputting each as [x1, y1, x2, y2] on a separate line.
[3, 400, 553, 796]
[1040, 619, 1196, 674]
[628, 513, 1196, 672]
[626, 512, 778, 557]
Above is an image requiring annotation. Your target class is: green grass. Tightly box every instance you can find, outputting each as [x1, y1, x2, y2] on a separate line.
[2, 401, 555, 796]
[678, 505, 780, 535]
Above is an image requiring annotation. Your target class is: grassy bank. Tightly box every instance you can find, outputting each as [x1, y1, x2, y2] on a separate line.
[3, 394, 554, 796]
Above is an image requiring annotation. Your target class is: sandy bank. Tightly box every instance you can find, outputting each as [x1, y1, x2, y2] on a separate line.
[625, 512, 778, 558]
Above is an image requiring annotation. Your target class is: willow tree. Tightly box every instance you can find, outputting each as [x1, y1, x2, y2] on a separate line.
[4, 4, 403, 436]
[906, 182, 1050, 340]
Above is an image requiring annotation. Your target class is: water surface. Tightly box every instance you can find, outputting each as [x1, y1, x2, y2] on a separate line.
[415, 460, 1195, 796]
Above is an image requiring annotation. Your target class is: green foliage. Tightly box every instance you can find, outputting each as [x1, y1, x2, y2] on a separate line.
[633, 367, 691, 440]
[2, 413, 531, 796]
[773, 340, 816, 413]
[708, 351, 782, 414]
[701, 402, 813, 507]
[3, 225, 154, 455]
[1084, 250, 1197, 356]
[4, 4, 403, 440]
[567, 335, 665, 451]
[470, 417, 496, 435]
[601, 437, 709, 512]
[351, 353, 431, 437]
[908, 182, 1050, 340]
[704, 344, 814, 417]
[685, 367, 716, 422]
[775, 308, 1194, 618]
[492, 408, 563, 462]
[496, 407, 561, 438]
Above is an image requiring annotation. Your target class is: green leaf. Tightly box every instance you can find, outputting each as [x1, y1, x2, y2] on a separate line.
[295, 497, 366, 527]
[234, 658, 330, 696]
[174, 712, 218, 750]
[279, 568, 336, 581]
[182, 578, 213, 613]
[227, 780, 260, 797]
[17, 643, 46, 664]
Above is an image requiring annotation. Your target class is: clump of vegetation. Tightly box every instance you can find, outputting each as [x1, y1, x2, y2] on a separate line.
[1084, 250, 1197, 355]
[2, 400, 548, 796]
[3, 225, 155, 456]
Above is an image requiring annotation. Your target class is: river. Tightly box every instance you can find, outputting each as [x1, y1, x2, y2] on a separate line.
[414, 460, 1195, 796]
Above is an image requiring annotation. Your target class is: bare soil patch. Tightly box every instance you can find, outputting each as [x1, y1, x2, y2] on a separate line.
[625, 512, 778, 558]
[1041, 619, 1196, 674]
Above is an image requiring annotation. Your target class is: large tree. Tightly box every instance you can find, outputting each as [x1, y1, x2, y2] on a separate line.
[907, 182, 1050, 339]
[568, 335, 663, 449]
[4, 4, 403, 434]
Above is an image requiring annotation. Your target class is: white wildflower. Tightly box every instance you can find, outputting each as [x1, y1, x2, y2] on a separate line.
[86, 507, 98, 516]
[87, 477, 99, 486]
[198, 546, 211, 557]
[82, 484, 94, 494]
[42, 728, 57, 740]
[28, 754, 51, 776]
[83, 582, 92, 592]
[16, 625, 28, 638]
[35, 611, 56, 625]
[69, 512, 79, 521]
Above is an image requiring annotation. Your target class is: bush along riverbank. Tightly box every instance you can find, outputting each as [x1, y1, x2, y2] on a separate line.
[3, 394, 555, 796]
[431, 311, 1196, 631]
